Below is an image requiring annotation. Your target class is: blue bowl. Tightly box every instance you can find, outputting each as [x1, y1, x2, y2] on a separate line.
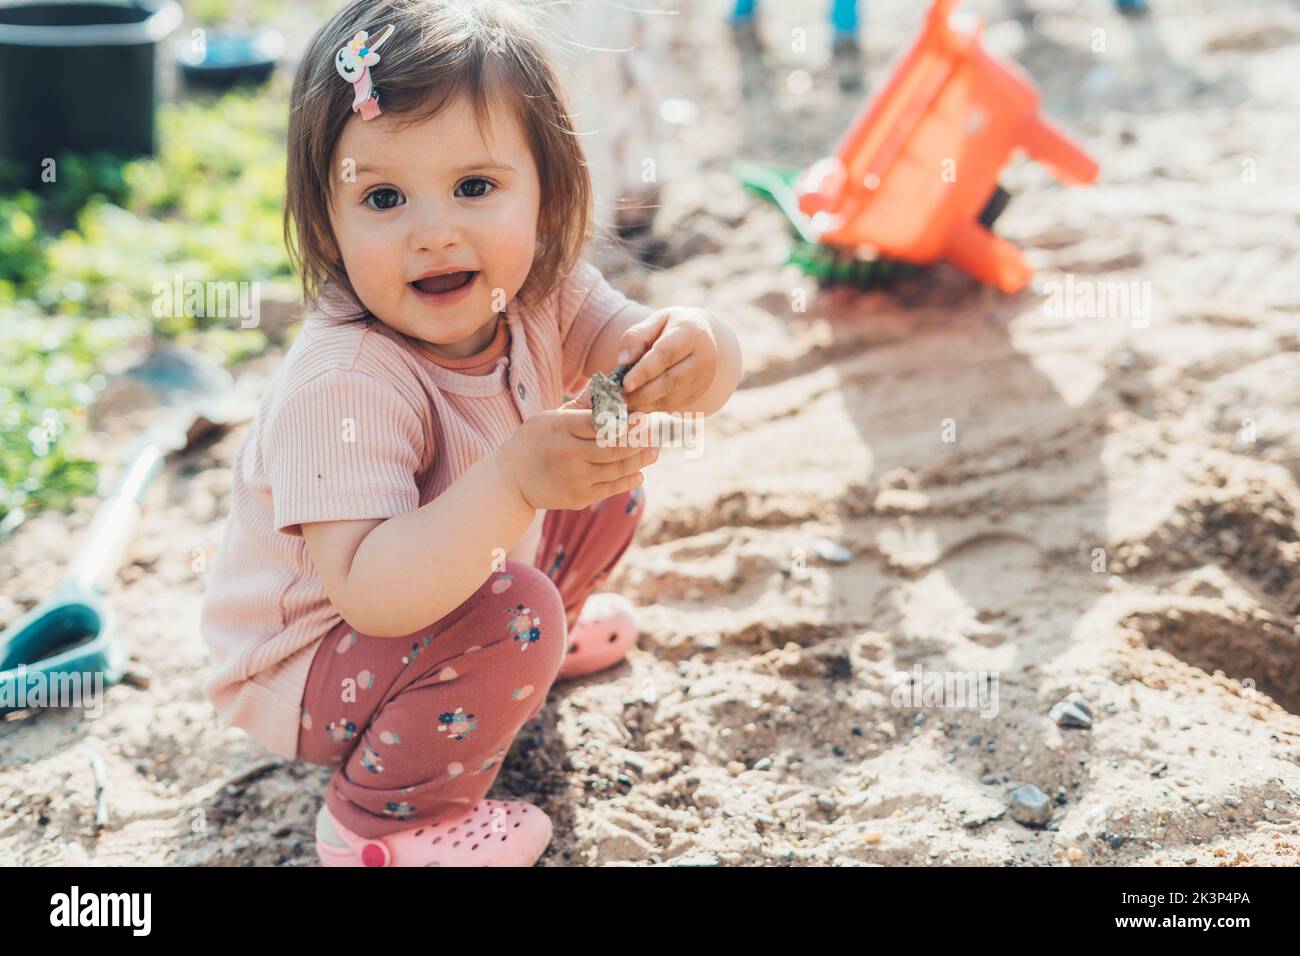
[175, 27, 284, 88]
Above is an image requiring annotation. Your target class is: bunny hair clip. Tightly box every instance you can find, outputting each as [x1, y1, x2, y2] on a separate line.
[335, 24, 396, 120]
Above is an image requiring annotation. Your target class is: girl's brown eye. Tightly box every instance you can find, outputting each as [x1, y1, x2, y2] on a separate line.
[456, 178, 495, 199]
[364, 187, 403, 210]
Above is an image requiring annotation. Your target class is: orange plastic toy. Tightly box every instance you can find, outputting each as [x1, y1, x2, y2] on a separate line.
[741, 0, 1099, 293]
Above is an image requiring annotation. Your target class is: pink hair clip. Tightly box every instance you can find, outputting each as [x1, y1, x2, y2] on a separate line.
[334, 24, 396, 120]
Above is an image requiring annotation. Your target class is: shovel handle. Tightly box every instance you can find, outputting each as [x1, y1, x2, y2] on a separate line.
[65, 433, 167, 596]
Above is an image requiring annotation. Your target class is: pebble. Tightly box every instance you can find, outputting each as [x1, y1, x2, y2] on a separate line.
[864, 830, 883, 844]
[752, 757, 773, 771]
[1067, 847, 1083, 862]
[1009, 784, 1053, 827]
[961, 807, 1005, 828]
[810, 537, 853, 564]
[980, 773, 998, 785]
[1109, 834, 1126, 850]
[1049, 693, 1094, 729]
[1149, 761, 1168, 777]
[692, 787, 721, 809]
[121, 667, 153, 690]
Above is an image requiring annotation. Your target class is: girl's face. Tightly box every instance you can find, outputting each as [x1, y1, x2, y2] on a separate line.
[328, 94, 541, 358]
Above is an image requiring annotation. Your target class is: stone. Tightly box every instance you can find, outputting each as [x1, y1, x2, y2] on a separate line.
[1009, 784, 1053, 828]
[1049, 693, 1094, 729]
[810, 537, 853, 564]
[590, 364, 634, 432]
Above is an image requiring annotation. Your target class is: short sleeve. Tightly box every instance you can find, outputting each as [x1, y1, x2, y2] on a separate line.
[556, 259, 640, 396]
[261, 370, 426, 536]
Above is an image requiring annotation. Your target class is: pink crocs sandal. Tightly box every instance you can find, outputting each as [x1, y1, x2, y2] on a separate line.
[556, 592, 638, 680]
[315, 798, 552, 867]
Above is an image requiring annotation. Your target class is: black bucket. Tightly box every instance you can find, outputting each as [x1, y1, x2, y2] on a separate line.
[0, 1, 182, 187]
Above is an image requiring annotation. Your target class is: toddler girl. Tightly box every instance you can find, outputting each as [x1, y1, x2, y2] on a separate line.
[199, 0, 741, 867]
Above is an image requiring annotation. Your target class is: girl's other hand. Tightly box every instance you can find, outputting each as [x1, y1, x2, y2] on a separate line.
[616, 307, 719, 414]
[496, 381, 659, 511]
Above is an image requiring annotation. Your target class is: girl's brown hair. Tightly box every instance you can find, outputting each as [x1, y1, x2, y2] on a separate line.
[285, 0, 593, 313]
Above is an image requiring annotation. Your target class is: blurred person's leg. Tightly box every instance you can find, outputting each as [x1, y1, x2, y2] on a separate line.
[548, 0, 666, 271]
[831, 0, 864, 93]
[830, 0, 859, 37]
[730, 0, 764, 60]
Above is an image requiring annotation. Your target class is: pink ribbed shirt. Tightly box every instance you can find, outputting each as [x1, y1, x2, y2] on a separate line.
[199, 259, 639, 760]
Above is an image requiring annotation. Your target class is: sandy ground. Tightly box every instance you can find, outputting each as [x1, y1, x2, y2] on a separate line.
[3, 0, 1300, 866]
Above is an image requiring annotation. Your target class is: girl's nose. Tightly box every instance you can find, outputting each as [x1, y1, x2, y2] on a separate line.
[407, 200, 463, 252]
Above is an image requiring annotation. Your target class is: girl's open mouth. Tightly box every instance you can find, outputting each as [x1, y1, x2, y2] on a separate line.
[411, 271, 478, 298]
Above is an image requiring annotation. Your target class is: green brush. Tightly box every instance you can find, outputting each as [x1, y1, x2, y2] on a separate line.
[736, 160, 914, 289]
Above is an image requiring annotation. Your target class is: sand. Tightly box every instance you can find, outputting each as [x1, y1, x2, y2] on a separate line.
[2, 0, 1299, 866]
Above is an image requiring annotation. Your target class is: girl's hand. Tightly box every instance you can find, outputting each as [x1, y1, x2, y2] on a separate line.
[496, 381, 659, 512]
[616, 307, 719, 414]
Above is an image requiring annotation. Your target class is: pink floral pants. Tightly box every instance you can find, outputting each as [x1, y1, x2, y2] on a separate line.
[297, 486, 645, 838]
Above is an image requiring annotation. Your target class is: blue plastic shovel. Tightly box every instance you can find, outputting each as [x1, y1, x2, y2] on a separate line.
[0, 345, 235, 712]
[0, 432, 165, 709]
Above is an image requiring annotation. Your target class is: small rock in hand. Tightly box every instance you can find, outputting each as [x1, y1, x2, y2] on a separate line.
[590, 363, 634, 430]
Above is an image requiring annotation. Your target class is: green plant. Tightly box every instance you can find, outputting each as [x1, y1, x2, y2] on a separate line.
[0, 308, 145, 522]
[0, 192, 44, 295]
[0, 84, 294, 521]
[37, 89, 291, 329]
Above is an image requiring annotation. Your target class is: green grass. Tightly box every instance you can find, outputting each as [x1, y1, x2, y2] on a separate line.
[0, 84, 293, 524]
